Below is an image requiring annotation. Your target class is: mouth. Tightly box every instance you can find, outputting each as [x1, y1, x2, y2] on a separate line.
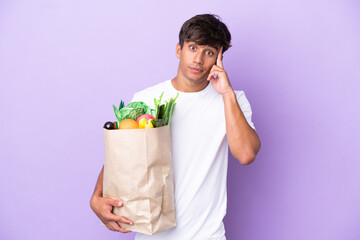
[189, 67, 204, 73]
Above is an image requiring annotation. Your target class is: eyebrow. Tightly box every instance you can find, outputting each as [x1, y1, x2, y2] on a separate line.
[208, 46, 218, 51]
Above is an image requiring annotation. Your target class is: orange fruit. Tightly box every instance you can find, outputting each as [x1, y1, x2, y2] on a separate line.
[118, 119, 139, 129]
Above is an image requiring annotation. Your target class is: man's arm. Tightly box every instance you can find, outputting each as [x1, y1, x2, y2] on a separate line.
[222, 91, 260, 164]
[90, 166, 133, 233]
[207, 47, 261, 164]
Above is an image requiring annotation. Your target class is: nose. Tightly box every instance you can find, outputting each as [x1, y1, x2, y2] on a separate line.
[193, 51, 203, 65]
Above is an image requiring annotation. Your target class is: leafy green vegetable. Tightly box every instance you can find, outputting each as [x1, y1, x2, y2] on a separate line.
[126, 102, 152, 115]
[152, 119, 167, 128]
[113, 104, 119, 117]
[158, 104, 165, 120]
[113, 101, 154, 123]
[154, 92, 179, 126]
[119, 100, 125, 110]
[127, 108, 144, 120]
[113, 100, 125, 116]
[154, 92, 164, 120]
[113, 106, 130, 123]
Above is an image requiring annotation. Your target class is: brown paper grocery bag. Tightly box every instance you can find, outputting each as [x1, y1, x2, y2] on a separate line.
[103, 125, 176, 235]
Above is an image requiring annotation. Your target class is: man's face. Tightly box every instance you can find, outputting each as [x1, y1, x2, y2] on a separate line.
[176, 41, 219, 83]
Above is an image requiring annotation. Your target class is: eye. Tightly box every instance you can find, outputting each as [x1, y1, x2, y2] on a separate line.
[189, 45, 196, 51]
[206, 50, 214, 56]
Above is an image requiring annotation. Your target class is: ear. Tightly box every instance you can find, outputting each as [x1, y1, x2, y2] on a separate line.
[176, 43, 181, 59]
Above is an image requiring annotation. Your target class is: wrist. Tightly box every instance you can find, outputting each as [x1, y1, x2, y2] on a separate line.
[91, 190, 102, 202]
[90, 193, 102, 210]
[222, 89, 236, 99]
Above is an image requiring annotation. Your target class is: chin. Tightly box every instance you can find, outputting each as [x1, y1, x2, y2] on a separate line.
[187, 76, 207, 83]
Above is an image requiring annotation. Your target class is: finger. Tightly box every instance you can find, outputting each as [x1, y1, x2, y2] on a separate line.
[211, 64, 224, 71]
[216, 47, 223, 68]
[107, 213, 134, 225]
[207, 65, 223, 79]
[107, 221, 131, 233]
[207, 70, 222, 80]
[104, 222, 115, 231]
[105, 198, 123, 207]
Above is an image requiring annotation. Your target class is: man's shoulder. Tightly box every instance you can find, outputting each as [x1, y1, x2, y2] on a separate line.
[135, 80, 170, 97]
[131, 80, 171, 106]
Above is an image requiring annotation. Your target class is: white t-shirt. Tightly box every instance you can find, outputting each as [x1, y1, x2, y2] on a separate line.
[131, 80, 255, 240]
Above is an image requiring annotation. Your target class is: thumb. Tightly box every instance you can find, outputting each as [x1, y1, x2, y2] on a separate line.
[106, 198, 123, 207]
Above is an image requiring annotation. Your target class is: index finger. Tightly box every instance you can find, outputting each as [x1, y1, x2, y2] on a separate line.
[216, 47, 223, 68]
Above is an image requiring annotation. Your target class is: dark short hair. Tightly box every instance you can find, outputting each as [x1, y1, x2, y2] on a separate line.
[179, 14, 232, 53]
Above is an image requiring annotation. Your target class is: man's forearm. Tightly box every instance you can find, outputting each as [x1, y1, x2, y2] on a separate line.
[222, 91, 260, 165]
[92, 166, 104, 198]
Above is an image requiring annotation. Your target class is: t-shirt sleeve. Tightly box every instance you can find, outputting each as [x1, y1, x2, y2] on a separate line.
[130, 92, 138, 103]
[129, 91, 155, 109]
[235, 91, 256, 130]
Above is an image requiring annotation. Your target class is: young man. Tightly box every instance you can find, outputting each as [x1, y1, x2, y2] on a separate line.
[90, 14, 261, 239]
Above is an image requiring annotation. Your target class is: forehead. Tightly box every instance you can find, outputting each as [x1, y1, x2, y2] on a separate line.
[185, 41, 218, 51]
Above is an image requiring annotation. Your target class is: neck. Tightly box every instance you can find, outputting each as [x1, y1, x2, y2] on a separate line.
[171, 76, 209, 93]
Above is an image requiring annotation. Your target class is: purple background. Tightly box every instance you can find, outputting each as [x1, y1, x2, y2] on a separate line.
[1, 0, 359, 239]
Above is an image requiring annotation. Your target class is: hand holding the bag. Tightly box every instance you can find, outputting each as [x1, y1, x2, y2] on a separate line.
[90, 195, 133, 233]
[90, 166, 133, 233]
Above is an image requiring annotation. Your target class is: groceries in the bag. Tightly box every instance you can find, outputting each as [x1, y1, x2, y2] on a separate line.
[137, 114, 155, 129]
[103, 121, 115, 130]
[104, 92, 179, 130]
